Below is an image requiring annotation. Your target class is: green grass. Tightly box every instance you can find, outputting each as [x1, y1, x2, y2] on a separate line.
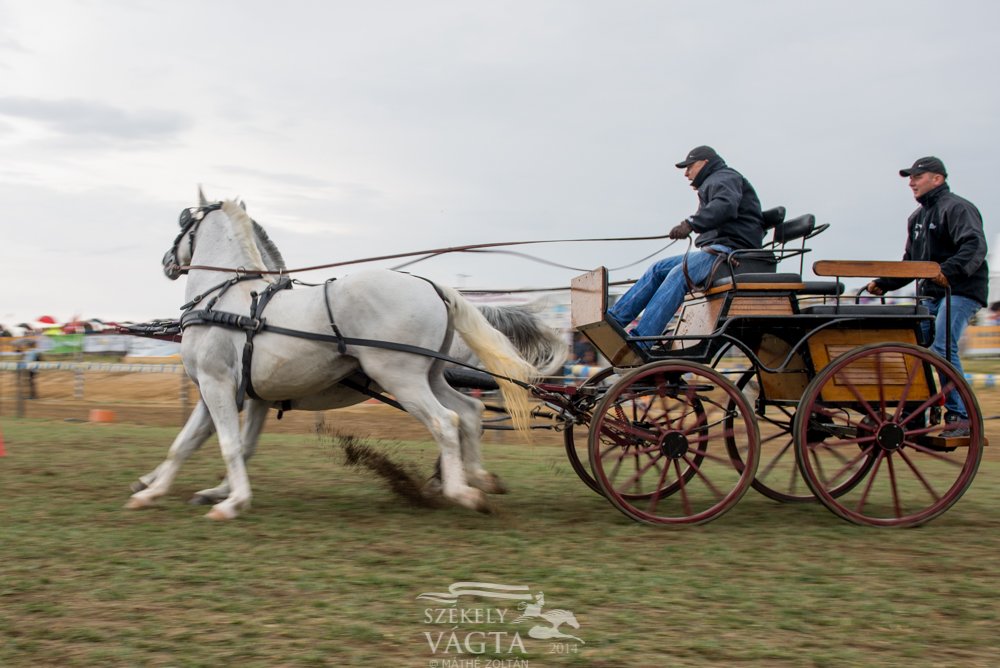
[1, 418, 998, 667]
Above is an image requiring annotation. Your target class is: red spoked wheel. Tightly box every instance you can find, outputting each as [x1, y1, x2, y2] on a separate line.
[563, 367, 618, 496]
[588, 361, 759, 525]
[794, 343, 983, 527]
[726, 371, 876, 503]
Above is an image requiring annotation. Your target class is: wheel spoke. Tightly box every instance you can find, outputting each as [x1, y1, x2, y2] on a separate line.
[682, 452, 726, 500]
[853, 451, 885, 513]
[821, 444, 875, 487]
[672, 458, 692, 515]
[646, 456, 674, 514]
[758, 438, 794, 479]
[902, 440, 967, 467]
[836, 371, 883, 423]
[898, 382, 956, 428]
[892, 357, 923, 421]
[896, 448, 942, 503]
[886, 453, 902, 518]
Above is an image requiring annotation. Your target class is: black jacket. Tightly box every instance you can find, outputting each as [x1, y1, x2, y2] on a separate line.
[687, 157, 765, 250]
[875, 184, 988, 306]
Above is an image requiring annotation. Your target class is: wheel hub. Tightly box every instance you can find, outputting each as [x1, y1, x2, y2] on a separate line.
[876, 422, 905, 451]
[660, 431, 689, 459]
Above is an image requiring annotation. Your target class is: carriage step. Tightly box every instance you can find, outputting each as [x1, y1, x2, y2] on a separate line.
[915, 434, 980, 450]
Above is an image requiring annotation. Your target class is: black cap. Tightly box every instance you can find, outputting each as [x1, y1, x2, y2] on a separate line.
[900, 156, 947, 178]
[676, 145, 719, 168]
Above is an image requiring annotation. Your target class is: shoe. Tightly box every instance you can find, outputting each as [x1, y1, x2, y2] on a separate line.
[940, 412, 970, 438]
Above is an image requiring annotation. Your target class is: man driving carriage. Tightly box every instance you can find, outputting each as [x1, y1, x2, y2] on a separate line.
[608, 145, 766, 343]
[867, 156, 988, 438]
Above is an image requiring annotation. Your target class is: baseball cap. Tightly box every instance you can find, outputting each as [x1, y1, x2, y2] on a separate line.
[899, 156, 947, 178]
[676, 145, 719, 168]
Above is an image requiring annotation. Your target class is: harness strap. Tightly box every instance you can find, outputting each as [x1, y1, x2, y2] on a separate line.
[322, 279, 347, 354]
[339, 377, 406, 411]
[239, 278, 293, 408]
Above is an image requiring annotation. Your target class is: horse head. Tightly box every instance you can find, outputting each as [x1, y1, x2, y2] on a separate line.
[163, 189, 279, 280]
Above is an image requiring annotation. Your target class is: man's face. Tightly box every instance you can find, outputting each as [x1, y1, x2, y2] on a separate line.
[908, 172, 945, 199]
[684, 159, 708, 183]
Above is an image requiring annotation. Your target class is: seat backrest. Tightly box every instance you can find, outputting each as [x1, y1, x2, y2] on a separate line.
[772, 213, 816, 245]
[761, 206, 786, 231]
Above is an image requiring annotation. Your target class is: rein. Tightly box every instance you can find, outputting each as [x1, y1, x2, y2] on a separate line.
[170, 231, 676, 276]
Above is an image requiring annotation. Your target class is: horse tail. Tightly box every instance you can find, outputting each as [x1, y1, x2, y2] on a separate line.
[477, 305, 568, 377]
[440, 286, 537, 435]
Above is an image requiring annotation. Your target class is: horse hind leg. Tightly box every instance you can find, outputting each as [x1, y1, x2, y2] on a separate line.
[431, 376, 507, 495]
[380, 377, 491, 513]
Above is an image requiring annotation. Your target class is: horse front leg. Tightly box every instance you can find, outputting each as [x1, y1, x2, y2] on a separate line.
[125, 401, 214, 508]
[189, 399, 269, 505]
[197, 381, 252, 520]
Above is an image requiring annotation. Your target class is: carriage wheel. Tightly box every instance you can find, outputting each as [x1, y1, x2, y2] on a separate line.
[589, 361, 759, 525]
[726, 371, 876, 503]
[563, 367, 617, 496]
[794, 343, 983, 527]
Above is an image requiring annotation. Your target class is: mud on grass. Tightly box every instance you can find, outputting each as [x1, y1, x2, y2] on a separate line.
[1, 418, 999, 667]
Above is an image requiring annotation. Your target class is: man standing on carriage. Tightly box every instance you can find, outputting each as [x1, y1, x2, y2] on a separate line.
[608, 145, 766, 341]
[867, 156, 988, 438]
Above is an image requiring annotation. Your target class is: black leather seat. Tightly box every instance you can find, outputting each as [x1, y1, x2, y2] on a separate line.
[799, 304, 930, 316]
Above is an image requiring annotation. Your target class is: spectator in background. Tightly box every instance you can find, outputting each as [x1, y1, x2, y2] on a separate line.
[19, 339, 39, 399]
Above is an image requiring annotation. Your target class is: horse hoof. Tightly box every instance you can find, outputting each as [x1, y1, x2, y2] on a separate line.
[423, 476, 443, 497]
[188, 494, 215, 506]
[205, 507, 236, 520]
[454, 488, 492, 514]
[474, 472, 509, 495]
[124, 496, 152, 510]
[130, 480, 148, 493]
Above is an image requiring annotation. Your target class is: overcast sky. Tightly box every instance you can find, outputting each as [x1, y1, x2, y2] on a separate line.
[1, 0, 998, 328]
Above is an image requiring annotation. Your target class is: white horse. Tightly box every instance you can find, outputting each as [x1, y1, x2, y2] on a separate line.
[126, 195, 537, 519]
[130, 196, 566, 506]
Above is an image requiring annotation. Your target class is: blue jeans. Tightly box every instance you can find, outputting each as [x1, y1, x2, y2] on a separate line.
[920, 295, 980, 419]
[608, 245, 732, 339]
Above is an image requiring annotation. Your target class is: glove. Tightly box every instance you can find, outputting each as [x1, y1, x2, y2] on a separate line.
[930, 272, 950, 287]
[669, 220, 693, 240]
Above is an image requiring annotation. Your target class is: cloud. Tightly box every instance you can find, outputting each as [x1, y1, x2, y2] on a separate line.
[0, 96, 192, 143]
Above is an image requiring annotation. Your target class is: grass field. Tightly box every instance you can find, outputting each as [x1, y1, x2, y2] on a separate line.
[1, 418, 999, 667]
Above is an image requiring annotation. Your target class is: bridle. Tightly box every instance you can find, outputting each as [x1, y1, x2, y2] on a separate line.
[164, 202, 223, 276]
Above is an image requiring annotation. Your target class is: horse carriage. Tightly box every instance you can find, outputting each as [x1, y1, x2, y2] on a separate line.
[529, 206, 984, 527]
[131, 195, 983, 527]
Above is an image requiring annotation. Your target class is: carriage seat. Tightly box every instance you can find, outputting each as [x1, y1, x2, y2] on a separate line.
[799, 304, 930, 316]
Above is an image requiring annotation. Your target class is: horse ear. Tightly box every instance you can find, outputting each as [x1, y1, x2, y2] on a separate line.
[239, 199, 247, 211]
[198, 185, 208, 206]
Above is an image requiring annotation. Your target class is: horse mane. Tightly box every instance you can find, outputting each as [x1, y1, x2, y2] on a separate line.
[251, 220, 287, 271]
[221, 200, 268, 271]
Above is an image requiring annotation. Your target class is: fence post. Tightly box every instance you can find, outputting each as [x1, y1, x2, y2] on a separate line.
[15, 362, 25, 418]
[74, 368, 85, 400]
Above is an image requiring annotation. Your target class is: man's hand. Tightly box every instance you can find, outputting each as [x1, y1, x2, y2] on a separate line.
[866, 281, 885, 296]
[931, 272, 950, 287]
[669, 220, 693, 240]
